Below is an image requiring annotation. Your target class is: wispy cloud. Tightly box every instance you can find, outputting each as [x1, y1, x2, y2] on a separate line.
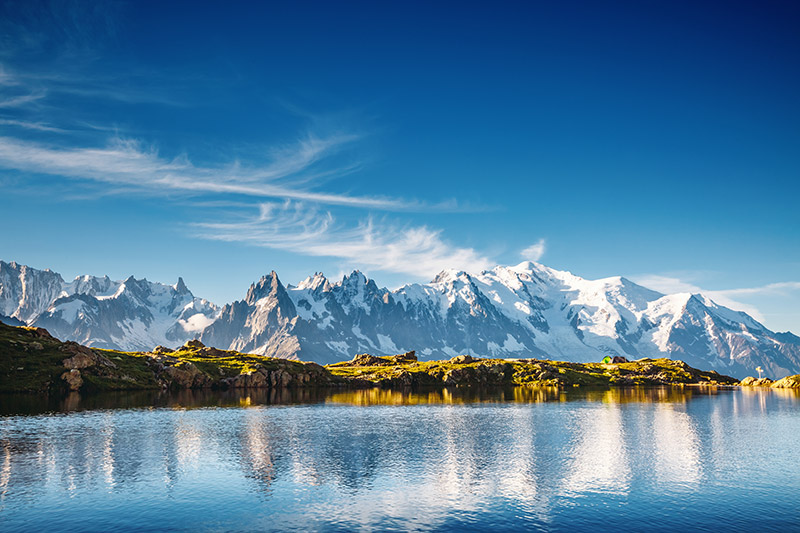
[0, 134, 422, 210]
[0, 118, 64, 132]
[0, 89, 46, 108]
[715, 282, 800, 297]
[194, 201, 494, 278]
[520, 239, 546, 261]
[0, 135, 483, 212]
[631, 274, 800, 325]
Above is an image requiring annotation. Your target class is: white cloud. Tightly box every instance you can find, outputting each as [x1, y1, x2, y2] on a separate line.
[0, 90, 46, 108]
[631, 274, 800, 326]
[714, 282, 800, 297]
[194, 201, 494, 279]
[520, 239, 546, 261]
[0, 135, 479, 212]
[0, 134, 416, 210]
[630, 275, 702, 295]
[0, 118, 64, 132]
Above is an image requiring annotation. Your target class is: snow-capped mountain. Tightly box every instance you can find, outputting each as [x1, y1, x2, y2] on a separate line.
[200, 262, 800, 378]
[0, 261, 218, 351]
[2, 259, 799, 377]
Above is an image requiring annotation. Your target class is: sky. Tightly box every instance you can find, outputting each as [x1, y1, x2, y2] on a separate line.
[0, 1, 798, 333]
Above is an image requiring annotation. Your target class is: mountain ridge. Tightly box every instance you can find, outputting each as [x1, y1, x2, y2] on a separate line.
[2, 259, 799, 378]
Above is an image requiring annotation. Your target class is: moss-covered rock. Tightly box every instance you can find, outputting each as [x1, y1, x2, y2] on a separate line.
[0, 322, 741, 396]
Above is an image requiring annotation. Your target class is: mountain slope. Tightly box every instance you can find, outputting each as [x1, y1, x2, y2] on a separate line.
[200, 262, 800, 378]
[3, 259, 799, 378]
[0, 261, 218, 351]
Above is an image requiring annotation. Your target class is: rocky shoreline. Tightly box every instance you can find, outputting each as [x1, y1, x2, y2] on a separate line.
[2, 322, 799, 395]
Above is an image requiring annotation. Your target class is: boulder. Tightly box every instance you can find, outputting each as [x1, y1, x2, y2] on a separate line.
[61, 369, 83, 391]
[230, 370, 269, 388]
[349, 353, 389, 366]
[771, 374, 800, 389]
[449, 355, 474, 364]
[391, 350, 417, 363]
[182, 339, 205, 350]
[152, 345, 174, 354]
[740, 376, 774, 387]
[30, 327, 54, 340]
[162, 361, 208, 388]
[443, 367, 474, 386]
[60, 342, 116, 369]
[198, 346, 227, 358]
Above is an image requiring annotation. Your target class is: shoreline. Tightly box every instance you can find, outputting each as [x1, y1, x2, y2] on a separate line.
[3, 322, 798, 395]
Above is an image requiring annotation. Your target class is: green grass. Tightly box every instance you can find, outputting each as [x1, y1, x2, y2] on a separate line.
[0, 322, 739, 394]
[326, 356, 738, 387]
[0, 324, 71, 392]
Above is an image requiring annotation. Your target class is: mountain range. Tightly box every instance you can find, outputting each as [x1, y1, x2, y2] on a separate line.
[2, 259, 799, 378]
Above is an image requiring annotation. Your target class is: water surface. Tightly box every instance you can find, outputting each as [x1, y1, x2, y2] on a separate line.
[1, 387, 798, 531]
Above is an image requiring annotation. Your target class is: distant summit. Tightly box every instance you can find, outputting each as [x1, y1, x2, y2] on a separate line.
[2, 259, 799, 378]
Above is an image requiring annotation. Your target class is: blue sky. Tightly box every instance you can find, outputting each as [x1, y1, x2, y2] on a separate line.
[1, 1, 798, 332]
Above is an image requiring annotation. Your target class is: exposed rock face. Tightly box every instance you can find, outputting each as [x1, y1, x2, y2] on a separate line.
[184, 339, 205, 349]
[771, 374, 800, 388]
[60, 342, 116, 370]
[61, 369, 83, 391]
[348, 353, 391, 366]
[0, 261, 219, 352]
[162, 362, 209, 388]
[450, 355, 475, 364]
[392, 351, 417, 363]
[200, 271, 300, 359]
[0, 261, 65, 323]
[740, 376, 774, 387]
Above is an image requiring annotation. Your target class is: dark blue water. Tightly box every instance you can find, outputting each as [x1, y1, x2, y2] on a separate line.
[1, 387, 798, 532]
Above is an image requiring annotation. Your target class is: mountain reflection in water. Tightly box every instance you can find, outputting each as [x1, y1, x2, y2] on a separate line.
[0, 386, 798, 532]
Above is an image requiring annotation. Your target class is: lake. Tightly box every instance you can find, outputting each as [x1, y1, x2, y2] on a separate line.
[1, 386, 799, 532]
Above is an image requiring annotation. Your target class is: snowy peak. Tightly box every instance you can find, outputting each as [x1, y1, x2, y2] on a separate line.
[296, 272, 331, 292]
[197, 263, 800, 377]
[2, 259, 798, 378]
[0, 261, 219, 351]
[245, 271, 288, 305]
[0, 260, 66, 323]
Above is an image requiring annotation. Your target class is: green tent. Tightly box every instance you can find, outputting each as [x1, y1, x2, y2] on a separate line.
[601, 356, 612, 364]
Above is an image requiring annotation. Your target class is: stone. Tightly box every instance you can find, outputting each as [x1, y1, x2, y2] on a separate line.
[349, 353, 389, 366]
[152, 345, 174, 354]
[198, 346, 226, 358]
[771, 374, 800, 389]
[30, 327, 54, 340]
[391, 351, 417, 363]
[183, 339, 205, 350]
[61, 342, 116, 369]
[61, 369, 83, 391]
[162, 361, 207, 388]
[29, 341, 43, 350]
[450, 355, 474, 364]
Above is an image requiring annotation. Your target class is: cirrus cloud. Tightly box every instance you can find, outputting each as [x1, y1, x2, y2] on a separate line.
[194, 201, 494, 279]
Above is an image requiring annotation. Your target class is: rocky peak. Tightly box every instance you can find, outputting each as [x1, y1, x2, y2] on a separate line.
[246, 271, 287, 304]
[297, 272, 330, 292]
[342, 270, 367, 287]
[174, 277, 190, 295]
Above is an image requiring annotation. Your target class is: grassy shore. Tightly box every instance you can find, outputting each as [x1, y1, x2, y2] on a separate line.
[0, 322, 757, 395]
